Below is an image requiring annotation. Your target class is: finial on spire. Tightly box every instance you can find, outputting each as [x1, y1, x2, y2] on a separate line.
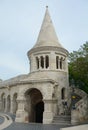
[46, 6, 48, 8]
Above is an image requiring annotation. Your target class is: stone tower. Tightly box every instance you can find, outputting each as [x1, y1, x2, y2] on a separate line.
[0, 7, 88, 125]
[0, 7, 70, 124]
[26, 6, 69, 122]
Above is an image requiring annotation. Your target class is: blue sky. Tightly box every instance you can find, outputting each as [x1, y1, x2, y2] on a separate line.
[0, 0, 88, 80]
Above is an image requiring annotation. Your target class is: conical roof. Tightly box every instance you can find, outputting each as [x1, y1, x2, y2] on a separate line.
[34, 6, 63, 48]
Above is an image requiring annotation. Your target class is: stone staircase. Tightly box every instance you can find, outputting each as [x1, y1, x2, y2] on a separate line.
[52, 115, 71, 125]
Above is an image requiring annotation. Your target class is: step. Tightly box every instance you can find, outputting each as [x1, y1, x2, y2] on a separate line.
[52, 115, 71, 125]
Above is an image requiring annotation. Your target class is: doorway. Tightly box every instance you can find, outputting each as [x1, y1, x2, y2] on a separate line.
[35, 101, 44, 123]
[25, 88, 44, 123]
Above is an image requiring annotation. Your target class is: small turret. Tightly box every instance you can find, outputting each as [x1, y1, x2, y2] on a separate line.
[27, 7, 68, 73]
[34, 6, 63, 48]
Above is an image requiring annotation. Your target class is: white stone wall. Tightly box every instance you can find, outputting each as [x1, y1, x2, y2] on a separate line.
[13, 82, 55, 123]
[0, 86, 19, 113]
[76, 96, 88, 121]
[29, 50, 68, 73]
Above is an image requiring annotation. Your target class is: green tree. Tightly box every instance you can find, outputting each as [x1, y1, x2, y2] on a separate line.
[69, 42, 88, 93]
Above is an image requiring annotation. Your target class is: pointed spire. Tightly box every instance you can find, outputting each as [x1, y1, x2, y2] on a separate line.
[34, 6, 63, 48]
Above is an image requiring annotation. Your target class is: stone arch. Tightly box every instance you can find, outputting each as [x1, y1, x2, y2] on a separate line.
[24, 88, 44, 123]
[21, 86, 44, 98]
[7, 95, 11, 112]
[1, 93, 6, 112]
[13, 93, 18, 114]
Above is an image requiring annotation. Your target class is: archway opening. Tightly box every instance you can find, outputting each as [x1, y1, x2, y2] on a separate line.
[1, 93, 5, 112]
[7, 95, 11, 112]
[35, 101, 44, 123]
[13, 93, 18, 114]
[25, 88, 44, 123]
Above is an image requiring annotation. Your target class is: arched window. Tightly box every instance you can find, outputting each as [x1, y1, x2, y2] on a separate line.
[56, 56, 59, 69]
[36, 57, 39, 69]
[61, 88, 65, 99]
[13, 93, 18, 114]
[41, 56, 44, 68]
[45, 55, 49, 68]
[7, 95, 11, 112]
[60, 57, 63, 69]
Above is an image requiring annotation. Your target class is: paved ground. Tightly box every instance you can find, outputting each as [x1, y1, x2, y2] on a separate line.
[0, 116, 4, 124]
[0, 114, 13, 129]
[4, 123, 70, 130]
[0, 113, 88, 130]
[0, 113, 71, 130]
[0, 112, 16, 121]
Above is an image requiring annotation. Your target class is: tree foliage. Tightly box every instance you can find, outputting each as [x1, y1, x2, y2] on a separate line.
[69, 42, 88, 93]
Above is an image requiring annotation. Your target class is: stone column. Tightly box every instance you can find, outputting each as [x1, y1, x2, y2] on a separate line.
[43, 99, 53, 124]
[10, 99, 13, 113]
[39, 57, 41, 69]
[15, 96, 28, 123]
[0, 99, 2, 111]
[4, 97, 7, 112]
[50, 52, 56, 70]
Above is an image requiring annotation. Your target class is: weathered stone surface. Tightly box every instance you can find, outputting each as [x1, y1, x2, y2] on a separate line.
[61, 125, 88, 130]
[0, 7, 88, 125]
